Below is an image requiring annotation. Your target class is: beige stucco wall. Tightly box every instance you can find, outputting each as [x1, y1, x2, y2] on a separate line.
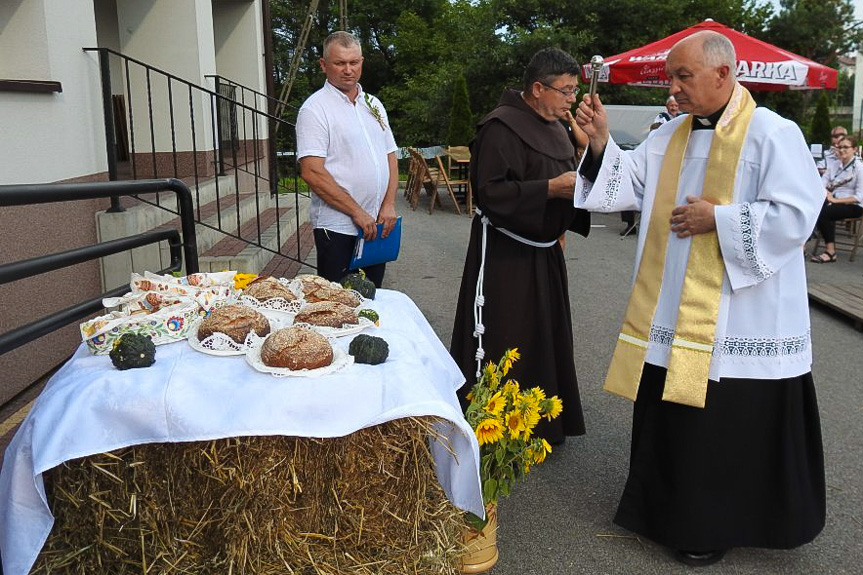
[213, 0, 269, 140]
[0, 0, 108, 404]
[116, 0, 217, 155]
[0, 175, 108, 408]
[0, 0, 51, 80]
[0, 0, 107, 184]
[854, 51, 862, 135]
[1, 0, 269, 406]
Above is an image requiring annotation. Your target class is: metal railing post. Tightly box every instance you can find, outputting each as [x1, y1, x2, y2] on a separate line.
[97, 48, 123, 212]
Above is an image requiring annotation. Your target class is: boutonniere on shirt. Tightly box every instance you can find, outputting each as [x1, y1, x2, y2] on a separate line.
[363, 93, 387, 131]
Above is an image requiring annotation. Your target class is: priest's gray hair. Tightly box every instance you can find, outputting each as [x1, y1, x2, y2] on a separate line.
[523, 48, 582, 92]
[323, 31, 361, 60]
[701, 32, 736, 70]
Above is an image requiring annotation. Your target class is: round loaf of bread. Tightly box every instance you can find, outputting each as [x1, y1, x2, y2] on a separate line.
[295, 274, 332, 294]
[295, 301, 359, 328]
[261, 327, 333, 369]
[197, 304, 270, 344]
[244, 276, 296, 302]
[307, 286, 361, 307]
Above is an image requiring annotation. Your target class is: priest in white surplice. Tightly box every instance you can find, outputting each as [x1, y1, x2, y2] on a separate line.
[574, 31, 825, 566]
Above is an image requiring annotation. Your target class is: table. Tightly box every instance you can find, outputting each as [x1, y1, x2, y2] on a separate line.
[446, 146, 473, 214]
[0, 290, 483, 575]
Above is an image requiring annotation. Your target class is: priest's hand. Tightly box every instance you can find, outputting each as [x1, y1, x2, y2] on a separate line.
[548, 171, 577, 200]
[670, 196, 716, 238]
[574, 94, 609, 155]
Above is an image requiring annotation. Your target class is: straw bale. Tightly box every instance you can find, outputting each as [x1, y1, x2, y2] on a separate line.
[32, 417, 468, 574]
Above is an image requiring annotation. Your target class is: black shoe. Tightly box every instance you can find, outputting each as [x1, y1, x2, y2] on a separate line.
[620, 225, 638, 236]
[674, 549, 727, 567]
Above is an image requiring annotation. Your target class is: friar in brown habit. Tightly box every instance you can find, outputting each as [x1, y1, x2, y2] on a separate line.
[450, 47, 590, 444]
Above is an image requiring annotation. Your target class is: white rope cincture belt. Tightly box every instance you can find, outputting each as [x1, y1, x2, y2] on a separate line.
[472, 208, 557, 377]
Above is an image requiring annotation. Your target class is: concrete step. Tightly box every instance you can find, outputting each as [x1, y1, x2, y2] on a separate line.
[259, 221, 316, 279]
[197, 196, 311, 274]
[116, 175, 238, 217]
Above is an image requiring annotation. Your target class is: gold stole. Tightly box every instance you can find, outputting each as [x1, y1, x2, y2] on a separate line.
[604, 84, 756, 408]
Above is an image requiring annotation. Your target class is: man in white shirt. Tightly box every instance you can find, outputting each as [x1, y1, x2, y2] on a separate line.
[575, 31, 825, 566]
[296, 31, 399, 287]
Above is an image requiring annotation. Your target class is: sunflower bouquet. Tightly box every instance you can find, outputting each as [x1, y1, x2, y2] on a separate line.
[464, 348, 563, 529]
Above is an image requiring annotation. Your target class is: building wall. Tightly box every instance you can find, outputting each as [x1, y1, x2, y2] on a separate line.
[854, 51, 862, 136]
[116, 0, 217, 156]
[1, 0, 272, 406]
[213, 0, 269, 141]
[0, 0, 107, 184]
[0, 0, 108, 405]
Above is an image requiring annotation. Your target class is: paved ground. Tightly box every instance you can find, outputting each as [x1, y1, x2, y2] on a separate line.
[383, 193, 863, 574]
[3, 191, 860, 573]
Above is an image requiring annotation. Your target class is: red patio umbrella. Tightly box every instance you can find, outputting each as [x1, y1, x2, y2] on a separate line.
[584, 19, 838, 90]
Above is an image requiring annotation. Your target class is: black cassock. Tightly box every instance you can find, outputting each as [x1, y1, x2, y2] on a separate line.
[450, 89, 590, 443]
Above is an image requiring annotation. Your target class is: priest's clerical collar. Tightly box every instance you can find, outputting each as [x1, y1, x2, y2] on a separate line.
[691, 103, 727, 131]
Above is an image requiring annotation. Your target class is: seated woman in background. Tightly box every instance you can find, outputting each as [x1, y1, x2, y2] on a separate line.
[810, 134, 862, 263]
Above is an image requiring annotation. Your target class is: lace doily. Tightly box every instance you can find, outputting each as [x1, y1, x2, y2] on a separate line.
[245, 334, 353, 377]
[238, 293, 305, 317]
[187, 318, 269, 356]
[293, 317, 376, 338]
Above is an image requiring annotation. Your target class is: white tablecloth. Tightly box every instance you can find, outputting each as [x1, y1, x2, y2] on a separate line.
[0, 289, 483, 575]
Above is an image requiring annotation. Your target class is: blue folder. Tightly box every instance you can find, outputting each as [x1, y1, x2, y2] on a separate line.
[349, 217, 402, 269]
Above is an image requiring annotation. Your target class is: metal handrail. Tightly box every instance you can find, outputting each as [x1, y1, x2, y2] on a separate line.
[0, 229, 184, 355]
[83, 47, 311, 267]
[0, 179, 199, 271]
[84, 48, 295, 125]
[205, 74, 299, 116]
[0, 179, 199, 356]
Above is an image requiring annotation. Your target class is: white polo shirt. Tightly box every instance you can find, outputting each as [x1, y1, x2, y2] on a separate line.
[296, 81, 398, 235]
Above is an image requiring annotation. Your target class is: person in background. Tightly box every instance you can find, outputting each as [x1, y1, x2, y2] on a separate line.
[450, 47, 591, 446]
[650, 95, 680, 129]
[575, 30, 825, 566]
[810, 134, 863, 263]
[619, 97, 684, 237]
[296, 31, 399, 288]
[820, 125, 848, 174]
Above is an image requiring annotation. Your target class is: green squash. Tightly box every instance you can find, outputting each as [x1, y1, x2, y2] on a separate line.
[349, 334, 389, 365]
[110, 333, 156, 370]
[357, 308, 379, 325]
[340, 269, 376, 300]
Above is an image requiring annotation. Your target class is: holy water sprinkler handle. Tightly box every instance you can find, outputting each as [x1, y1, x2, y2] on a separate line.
[588, 55, 604, 104]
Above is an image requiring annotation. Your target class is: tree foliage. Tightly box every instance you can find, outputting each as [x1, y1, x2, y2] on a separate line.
[271, 0, 860, 148]
[448, 73, 474, 146]
[810, 92, 833, 146]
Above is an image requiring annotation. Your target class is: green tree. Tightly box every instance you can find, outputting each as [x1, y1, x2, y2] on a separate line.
[810, 91, 832, 145]
[762, 0, 863, 65]
[447, 73, 474, 146]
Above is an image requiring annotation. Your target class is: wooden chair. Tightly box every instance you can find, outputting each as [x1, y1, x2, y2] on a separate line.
[403, 151, 419, 200]
[406, 148, 461, 214]
[404, 148, 426, 210]
[812, 215, 863, 262]
[444, 146, 472, 215]
[429, 154, 462, 215]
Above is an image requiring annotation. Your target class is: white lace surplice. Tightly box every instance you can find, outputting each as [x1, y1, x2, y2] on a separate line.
[574, 109, 824, 381]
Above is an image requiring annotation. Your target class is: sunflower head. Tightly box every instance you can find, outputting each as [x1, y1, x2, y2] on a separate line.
[483, 391, 506, 416]
[542, 396, 563, 421]
[475, 418, 505, 446]
[505, 411, 525, 439]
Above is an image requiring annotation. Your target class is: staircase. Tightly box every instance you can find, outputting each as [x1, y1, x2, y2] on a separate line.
[88, 49, 315, 289]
